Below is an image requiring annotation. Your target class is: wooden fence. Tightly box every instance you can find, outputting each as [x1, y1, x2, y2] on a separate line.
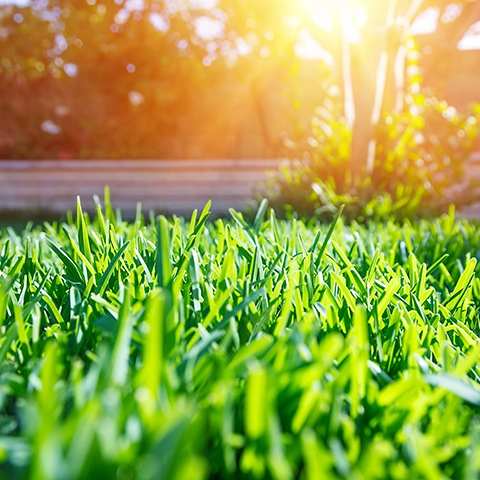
[1, 156, 480, 219]
[0, 159, 282, 217]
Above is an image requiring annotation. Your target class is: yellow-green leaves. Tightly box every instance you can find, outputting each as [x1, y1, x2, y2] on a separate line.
[156, 215, 172, 288]
[349, 306, 370, 417]
[444, 257, 477, 311]
[245, 364, 268, 441]
[137, 289, 165, 416]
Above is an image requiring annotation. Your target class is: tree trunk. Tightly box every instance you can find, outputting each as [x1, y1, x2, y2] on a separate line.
[349, 41, 383, 176]
[306, 0, 480, 178]
[347, 0, 399, 176]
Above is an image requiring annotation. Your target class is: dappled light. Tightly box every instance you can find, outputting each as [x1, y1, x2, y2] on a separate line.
[0, 0, 479, 164]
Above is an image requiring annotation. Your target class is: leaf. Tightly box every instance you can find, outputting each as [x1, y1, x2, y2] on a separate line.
[95, 241, 130, 296]
[228, 335, 274, 371]
[42, 233, 84, 285]
[156, 216, 172, 288]
[314, 204, 344, 269]
[110, 286, 133, 386]
[245, 364, 268, 440]
[424, 374, 480, 405]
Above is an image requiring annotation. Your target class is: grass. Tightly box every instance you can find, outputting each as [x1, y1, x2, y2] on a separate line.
[0, 197, 479, 479]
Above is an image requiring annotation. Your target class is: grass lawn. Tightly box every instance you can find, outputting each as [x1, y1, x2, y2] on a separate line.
[0, 199, 479, 479]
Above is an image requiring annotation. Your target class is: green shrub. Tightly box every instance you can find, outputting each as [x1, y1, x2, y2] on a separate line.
[263, 41, 480, 222]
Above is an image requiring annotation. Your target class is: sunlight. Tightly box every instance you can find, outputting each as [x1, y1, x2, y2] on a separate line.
[295, 28, 334, 64]
[302, 0, 366, 43]
[302, 0, 347, 14]
[302, 0, 335, 32]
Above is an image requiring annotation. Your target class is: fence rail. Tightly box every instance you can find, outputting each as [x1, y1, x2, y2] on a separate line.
[0, 159, 282, 217]
[2, 156, 480, 218]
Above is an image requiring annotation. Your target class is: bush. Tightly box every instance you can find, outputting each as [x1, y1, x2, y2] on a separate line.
[263, 42, 480, 222]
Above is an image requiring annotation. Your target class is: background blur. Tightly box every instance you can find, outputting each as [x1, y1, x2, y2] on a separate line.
[1, 0, 479, 160]
[1, 0, 480, 218]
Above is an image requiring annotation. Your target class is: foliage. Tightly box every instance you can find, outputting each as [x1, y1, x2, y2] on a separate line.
[0, 199, 479, 479]
[264, 40, 480, 221]
[0, 0, 326, 160]
[2, 1, 479, 162]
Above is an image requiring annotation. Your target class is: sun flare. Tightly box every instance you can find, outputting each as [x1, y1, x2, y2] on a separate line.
[302, 0, 367, 42]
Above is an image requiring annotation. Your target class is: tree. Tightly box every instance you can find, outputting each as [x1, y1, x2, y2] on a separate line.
[217, 0, 480, 175]
[0, 0, 479, 164]
[299, 0, 480, 175]
[0, 1, 231, 158]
